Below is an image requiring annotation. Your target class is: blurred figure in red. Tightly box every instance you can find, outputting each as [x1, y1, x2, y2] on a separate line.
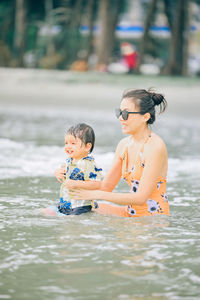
[121, 42, 138, 73]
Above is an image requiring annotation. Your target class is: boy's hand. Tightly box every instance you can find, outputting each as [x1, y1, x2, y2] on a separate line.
[54, 166, 66, 183]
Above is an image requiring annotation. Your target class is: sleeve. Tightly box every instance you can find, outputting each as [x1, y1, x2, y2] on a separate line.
[79, 157, 103, 181]
[87, 159, 103, 181]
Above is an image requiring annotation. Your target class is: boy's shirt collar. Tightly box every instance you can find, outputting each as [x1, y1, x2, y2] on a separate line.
[66, 155, 94, 163]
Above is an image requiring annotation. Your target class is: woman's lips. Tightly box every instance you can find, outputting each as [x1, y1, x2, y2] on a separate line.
[121, 123, 127, 129]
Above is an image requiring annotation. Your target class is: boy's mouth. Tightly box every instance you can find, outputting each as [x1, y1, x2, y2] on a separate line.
[66, 150, 73, 155]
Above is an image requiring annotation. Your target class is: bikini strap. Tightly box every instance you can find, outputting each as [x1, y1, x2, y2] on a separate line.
[121, 140, 130, 177]
[139, 132, 152, 166]
[122, 133, 151, 174]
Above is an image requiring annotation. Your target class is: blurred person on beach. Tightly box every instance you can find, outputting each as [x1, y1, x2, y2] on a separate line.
[65, 89, 169, 218]
[42, 123, 102, 216]
[121, 42, 138, 73]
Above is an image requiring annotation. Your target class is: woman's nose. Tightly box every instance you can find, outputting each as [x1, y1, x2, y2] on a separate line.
[119, 114, 124, 122]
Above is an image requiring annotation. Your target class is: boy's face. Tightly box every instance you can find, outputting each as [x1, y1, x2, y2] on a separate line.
[64, 134, 91, 160]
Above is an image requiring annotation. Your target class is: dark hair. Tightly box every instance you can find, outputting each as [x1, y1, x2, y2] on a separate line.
[66, 123, 95, 153]
[122, 88, 167, 124]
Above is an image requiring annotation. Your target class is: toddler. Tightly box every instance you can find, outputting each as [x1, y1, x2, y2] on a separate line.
[43, 123, 102, 216]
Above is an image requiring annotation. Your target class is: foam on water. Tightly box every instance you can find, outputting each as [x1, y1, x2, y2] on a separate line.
[0, 138, 112, 179]
[1, 137, 200, 182]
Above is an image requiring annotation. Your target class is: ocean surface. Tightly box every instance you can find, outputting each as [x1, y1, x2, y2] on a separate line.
[0, 77, 200, 300]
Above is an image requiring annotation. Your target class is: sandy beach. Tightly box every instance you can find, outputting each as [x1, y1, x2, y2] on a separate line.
[0, 67, 200, 116]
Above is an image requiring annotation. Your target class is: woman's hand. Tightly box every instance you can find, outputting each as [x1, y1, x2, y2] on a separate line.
[69, 189, 101, 201]
[54, 166, 66, 183]
[65, 179, 78, 189]
[66, 180, 102, 190]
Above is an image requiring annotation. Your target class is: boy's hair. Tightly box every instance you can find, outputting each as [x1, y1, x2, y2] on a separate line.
[66, 123, 95, 153]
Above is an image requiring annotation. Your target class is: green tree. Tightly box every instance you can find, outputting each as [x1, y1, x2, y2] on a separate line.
[137, 0, 158, 70]
[14, 0, 27, 67]
[164, 0, 190, 75]
[96, 0, 126, 67]
[0, 0, 14, 66]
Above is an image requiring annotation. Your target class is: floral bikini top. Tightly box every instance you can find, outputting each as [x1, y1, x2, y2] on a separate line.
[121, 135, 169, 216]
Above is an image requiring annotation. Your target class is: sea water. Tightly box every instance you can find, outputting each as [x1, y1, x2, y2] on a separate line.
[0, 87, 200, 300]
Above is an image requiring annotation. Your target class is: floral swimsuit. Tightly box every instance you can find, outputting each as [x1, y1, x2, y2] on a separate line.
[122, 136, 169, 217]
[97, 135, 169, 218]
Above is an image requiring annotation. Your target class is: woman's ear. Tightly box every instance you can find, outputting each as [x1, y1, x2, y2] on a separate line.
[143, 112, 151, 123]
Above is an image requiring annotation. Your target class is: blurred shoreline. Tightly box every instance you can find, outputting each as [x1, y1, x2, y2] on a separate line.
[0, 67, 199, 116]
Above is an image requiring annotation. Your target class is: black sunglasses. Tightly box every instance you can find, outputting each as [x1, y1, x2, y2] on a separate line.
[115, 108, 141, 120]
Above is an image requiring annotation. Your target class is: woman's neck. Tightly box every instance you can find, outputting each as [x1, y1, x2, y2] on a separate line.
[130, 126, 151, 143]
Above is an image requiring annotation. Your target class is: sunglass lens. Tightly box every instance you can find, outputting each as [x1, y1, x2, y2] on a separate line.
[121, 110, 128, 120]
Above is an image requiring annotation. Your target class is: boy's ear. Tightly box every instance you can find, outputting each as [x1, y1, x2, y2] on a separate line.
[85, 142, 92, 153]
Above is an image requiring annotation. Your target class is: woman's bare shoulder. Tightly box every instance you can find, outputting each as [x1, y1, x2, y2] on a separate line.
[115, 137, 129, 158]
[146, 133, 167, 156]
[117, 136, 129, 147]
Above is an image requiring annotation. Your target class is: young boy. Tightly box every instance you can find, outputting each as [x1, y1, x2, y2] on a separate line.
[43, 123, 103, 216]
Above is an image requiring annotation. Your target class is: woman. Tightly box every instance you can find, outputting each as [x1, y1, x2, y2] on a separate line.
[56, 89, 169, 217]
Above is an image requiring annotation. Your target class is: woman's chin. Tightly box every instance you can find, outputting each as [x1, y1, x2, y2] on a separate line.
[122, 127, 130, 134]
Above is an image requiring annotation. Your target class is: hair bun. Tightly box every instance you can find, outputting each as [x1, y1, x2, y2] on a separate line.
[151, 93, 164, 106]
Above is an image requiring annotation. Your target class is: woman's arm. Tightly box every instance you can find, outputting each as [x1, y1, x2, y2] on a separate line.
[65, 155, 122, 191]
[65, 139, 125, 191]
[71, 139, 167, 206]
[100, 138, 126, 192]
[65, 179, 101, 190]
[100, 156, 122, 191]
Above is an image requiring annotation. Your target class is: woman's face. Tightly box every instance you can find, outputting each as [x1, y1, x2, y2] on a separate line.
[119, 98, 145, 134]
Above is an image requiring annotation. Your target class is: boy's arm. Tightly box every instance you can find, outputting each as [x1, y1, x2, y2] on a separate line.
[55, 166, 66, 183]
[65, 179, 101, 190]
